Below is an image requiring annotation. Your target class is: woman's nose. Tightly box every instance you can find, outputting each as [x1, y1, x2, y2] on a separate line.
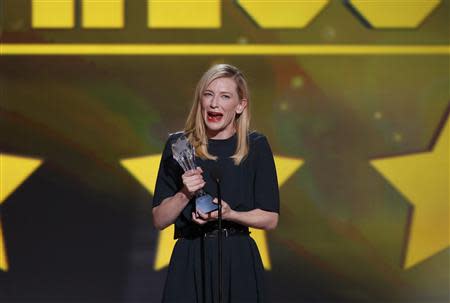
[210, 95, 219, 108]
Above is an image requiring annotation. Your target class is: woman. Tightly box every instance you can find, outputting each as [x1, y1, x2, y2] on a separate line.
[152, 64, 279, 303]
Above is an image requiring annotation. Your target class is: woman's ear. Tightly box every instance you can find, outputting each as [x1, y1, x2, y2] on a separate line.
[236, 98, 248, 114]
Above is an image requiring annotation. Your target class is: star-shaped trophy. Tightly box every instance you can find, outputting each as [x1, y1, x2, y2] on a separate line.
[171, 135, 218, 213]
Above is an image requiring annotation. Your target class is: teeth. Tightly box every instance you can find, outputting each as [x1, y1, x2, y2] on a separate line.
[208, 112, 222, 117]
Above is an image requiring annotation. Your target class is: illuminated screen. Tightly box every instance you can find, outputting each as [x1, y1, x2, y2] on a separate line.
[1, 1, 449, 302]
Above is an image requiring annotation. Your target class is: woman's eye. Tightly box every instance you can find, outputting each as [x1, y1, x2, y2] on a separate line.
[203, 92, 212, 97]
[222, 95, 230, 99]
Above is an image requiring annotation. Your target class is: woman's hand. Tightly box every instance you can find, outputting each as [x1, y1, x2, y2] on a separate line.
[191, 211, 209, 225]
[211, 198, 235, 220]
[191, 198, 235, 225]
[181, 167, 205, 199]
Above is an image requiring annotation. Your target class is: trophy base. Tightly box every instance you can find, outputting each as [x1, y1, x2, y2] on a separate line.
[195, 194, 218, 213]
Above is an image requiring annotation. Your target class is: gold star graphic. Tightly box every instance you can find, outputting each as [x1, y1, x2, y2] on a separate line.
[0, 153, 42, 271]
[121, 154, 303, 270]
[371, 116, 449, 269]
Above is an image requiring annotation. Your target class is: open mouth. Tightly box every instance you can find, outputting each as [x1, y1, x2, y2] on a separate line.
[207, 111, 223, 123]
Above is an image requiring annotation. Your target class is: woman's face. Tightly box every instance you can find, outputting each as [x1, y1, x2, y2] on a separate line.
[201, 77, 247, 140]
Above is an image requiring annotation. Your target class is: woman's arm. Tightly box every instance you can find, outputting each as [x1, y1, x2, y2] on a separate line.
[152, 191, 190, 230]
[153, 167, 205, 230]
[227, 208, 278, 230]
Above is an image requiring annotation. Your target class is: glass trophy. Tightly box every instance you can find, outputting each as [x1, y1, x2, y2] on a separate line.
[171, 135, 218, 213]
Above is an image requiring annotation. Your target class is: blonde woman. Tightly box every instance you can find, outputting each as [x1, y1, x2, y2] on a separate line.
[153, 64, 279, 303]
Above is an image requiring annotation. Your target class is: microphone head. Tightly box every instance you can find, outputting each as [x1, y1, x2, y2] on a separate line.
[210, 166, 222, 182]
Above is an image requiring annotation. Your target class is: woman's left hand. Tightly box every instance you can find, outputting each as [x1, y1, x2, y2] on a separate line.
[194, 198, 235, 222]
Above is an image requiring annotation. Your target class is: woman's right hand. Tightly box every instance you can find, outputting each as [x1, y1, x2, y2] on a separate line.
[181, 167, 205, 199]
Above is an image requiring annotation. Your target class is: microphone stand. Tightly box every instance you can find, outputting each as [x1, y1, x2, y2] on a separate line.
[215, 176, 223, 303]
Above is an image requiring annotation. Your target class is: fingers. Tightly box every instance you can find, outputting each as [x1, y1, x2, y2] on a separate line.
[212, 198, 228, 208]
[197, 210, 218, 220]
[191, 212, 208, 225]
[182, 169, 205, 194]
[183, 170, 202, 178]
[183, 177, 205, 189]
[196, 210, 208, 220]
[192, 182, 206, 192]
[184, 167, 203, 176]
[183, 175, 204, 184]
[183, 181, 205, 194]
[210, 198, 233, 220]
[182, 174, 203, 184]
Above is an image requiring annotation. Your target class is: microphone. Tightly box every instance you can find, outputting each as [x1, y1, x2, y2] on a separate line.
[210, 165, 223, 303]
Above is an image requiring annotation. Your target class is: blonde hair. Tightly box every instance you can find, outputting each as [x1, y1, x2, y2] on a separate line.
[184, 64, 250, 165]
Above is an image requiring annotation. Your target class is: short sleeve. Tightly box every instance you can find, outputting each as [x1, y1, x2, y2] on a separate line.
[152, 135, 183, 208]
[253, 136, 280, 213]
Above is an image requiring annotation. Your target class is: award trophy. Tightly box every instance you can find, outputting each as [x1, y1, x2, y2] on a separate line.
[171, 135, 218, 213]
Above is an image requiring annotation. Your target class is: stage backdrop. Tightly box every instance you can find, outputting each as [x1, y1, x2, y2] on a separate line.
[1, 1, 449, 302]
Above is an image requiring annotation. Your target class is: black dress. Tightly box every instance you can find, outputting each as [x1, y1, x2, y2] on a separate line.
[153, 132, 280, 303]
